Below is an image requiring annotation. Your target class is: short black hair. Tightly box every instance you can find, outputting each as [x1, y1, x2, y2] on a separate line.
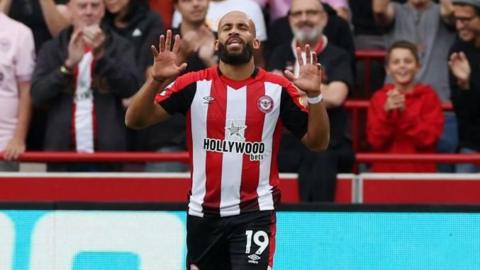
[386, 40, 420, 63]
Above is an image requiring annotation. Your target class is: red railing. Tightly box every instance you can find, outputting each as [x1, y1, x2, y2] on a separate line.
[355, 49, 386, 96]
[6, 151, 189, 163]
[0, 51, 463, 167]
[2, 151, 480, 165]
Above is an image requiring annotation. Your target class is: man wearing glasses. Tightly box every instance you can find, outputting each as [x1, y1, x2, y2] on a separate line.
[448, 0, 480, 172]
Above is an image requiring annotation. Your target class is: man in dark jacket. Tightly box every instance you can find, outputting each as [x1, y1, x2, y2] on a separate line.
[31, 0, 139, 171]
[268, 0, 354, 202]
[449, 0, 480, 172]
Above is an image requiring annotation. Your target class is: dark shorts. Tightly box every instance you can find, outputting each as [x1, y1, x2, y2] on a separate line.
[186, 211, 276, 270]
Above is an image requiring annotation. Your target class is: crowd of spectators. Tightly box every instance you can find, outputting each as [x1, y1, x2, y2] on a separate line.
[1, 0, 480, 200]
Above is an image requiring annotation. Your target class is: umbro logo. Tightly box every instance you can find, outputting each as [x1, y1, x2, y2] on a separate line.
[248, 254, 261, 264]
[203, 96, 215, 104]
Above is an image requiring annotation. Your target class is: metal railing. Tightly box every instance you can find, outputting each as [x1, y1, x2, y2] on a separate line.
[2, 151, 480, 166]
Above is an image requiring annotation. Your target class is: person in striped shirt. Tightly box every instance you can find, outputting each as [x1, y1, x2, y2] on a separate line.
[126, 10, 329, 270]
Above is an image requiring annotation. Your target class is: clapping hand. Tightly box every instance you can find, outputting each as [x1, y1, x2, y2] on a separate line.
[82, 25, 106, 58]
[384, 88, 405, 112]
[65, 25, 105, 68]
[284, 45, 323, 98]
[449, 52, 471, 89]
[150, 30, 188, 83]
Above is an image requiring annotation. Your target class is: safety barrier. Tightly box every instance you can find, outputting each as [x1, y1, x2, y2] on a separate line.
[355, 49, 386, 97]
[1, 152, 480, 204]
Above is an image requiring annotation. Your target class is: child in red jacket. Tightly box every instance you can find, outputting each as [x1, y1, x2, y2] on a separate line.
[367, 40, 444, 172]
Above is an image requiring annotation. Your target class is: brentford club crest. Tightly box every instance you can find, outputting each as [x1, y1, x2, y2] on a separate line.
[257, 95, 274, 113]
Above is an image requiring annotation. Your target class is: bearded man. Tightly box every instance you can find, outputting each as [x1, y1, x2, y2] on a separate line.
[268, 0, 355, 202]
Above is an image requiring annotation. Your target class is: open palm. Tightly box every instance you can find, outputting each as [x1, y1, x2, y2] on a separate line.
[150, 30, 187, 82]
[284, 45, 323, 96]
[448, 52, 471, 82]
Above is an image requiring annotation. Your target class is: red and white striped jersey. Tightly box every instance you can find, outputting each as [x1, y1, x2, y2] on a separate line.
[156, 67, 308, 217]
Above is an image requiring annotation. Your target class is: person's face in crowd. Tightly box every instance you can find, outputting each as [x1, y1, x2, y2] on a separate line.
[69, 0, 105, 29]
[288, 0, 326, 44]
[215, 11, 259, 65]
[453, 5, 480, 42]
[104, 0, 130, 15]
[386, 48, 420, 86]
[408, 0, 431, 9]
[175, 0, 209, 25]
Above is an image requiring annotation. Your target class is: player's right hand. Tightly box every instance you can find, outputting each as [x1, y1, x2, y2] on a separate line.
[150, 30, 188, 83]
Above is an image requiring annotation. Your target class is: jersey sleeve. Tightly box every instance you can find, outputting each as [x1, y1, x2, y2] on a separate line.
[154, 79, 196, 116]
[279, 84, 309, 140]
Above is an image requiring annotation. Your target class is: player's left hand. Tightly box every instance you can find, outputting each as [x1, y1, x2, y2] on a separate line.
[284, 44, 323, 97]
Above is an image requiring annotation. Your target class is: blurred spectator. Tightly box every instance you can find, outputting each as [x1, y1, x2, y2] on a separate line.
[140, 0, 218, 172]
[103, 0, 164, 171]
[367, 41, 444, 172]
[373, 0, 455, 101]
[173, 0, 267, 66]
[448, 0, 480, 172]
[349, 0, 406, 47]
[2, 0, 71, 52]
[31, 0, 139, 171]
[253, 0, 291, 23]
[323, 0, 351, 22]
[268, 0, 354, 202]
[254, 0, 350, 24]
[104, 0, 164, 79]
[174, 0, 217, 70]
[0, 12, 35, 171]
[148, 0, 174, 28]
[266, 2, 355, 77]
[373, 0, 458, 172]
[2, 0, 71, 152]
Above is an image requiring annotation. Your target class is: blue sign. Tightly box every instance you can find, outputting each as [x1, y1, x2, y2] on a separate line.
[1, 210, 479, 270]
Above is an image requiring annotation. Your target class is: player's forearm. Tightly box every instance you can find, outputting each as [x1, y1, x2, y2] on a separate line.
[125, 78, 168, 129]
[302, 99, 330, 152]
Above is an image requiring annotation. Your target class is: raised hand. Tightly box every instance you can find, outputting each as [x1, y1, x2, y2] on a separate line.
[150, 30, 188, 83]
[65, 29, 86, 68]
[284, 45, 323, 97]
[449, 52, 471, 86]
[82, 25, 106, 58]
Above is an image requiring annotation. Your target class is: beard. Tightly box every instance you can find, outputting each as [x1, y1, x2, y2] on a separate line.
[217, 41, 254, 65]
[291, 24, 323, 43]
